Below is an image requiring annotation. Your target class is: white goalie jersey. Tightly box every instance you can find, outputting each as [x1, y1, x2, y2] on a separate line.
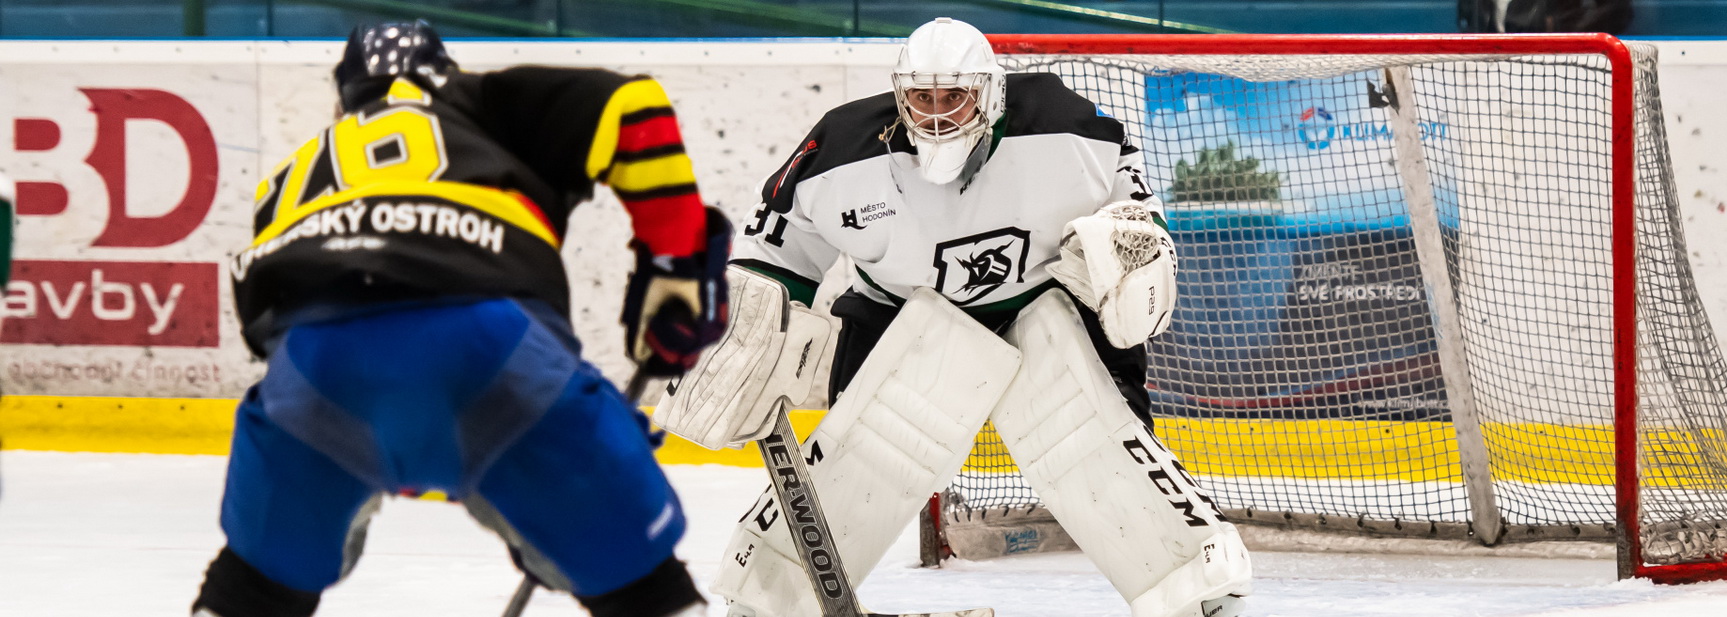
[734, 72, 1160, 311]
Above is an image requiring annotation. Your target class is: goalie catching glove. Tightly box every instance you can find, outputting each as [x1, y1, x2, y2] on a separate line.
[622, 207, 734, 377]
[1048, 199, 1179, 349]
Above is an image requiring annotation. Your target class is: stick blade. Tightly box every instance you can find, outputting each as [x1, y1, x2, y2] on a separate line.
[869, 609, 994, 617]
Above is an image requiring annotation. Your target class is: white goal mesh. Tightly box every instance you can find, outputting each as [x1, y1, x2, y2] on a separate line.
[931, 36, 1727, 582]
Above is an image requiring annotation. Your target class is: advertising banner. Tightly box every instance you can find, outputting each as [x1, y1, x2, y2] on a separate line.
[0, 47, 263, 397]
[0, 41, 898, 405]
[1133, 58, 1640, 424]
[1, 39, 1725, 423]
[1136, 68, 1456, 420]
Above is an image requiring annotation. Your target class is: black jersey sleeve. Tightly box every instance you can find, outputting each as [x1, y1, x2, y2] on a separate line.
[733, 95, 898, 304]
[733, 125, 837, 306]
[455, 67, 709, 257]
[459, 67, 631, 203]
[1001, 72, 1156, 206]
[1002, 73, 1130, 148]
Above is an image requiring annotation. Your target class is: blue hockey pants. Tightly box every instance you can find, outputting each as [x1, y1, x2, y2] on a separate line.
[217, 298, 684, 597]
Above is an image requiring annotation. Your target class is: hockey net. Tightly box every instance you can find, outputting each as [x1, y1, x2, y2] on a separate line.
[923, 34, 1727, 584]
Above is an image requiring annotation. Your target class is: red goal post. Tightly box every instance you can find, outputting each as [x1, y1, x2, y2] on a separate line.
[918, 33, 1727, 585]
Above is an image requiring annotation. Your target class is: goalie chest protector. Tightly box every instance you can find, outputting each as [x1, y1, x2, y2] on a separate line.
[734, 72, 1150, 313]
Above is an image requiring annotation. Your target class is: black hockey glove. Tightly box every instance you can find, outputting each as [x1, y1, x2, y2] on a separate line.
[621, 207, 732, 377]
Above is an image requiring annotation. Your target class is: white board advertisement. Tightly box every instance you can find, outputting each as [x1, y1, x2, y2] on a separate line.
[3, 39, 1727, 406]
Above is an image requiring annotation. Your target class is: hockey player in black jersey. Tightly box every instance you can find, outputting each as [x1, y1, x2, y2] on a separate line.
[655, 17, 1251, 617]
[192, 22, 728, 617]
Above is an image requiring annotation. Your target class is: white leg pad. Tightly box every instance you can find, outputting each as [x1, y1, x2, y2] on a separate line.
[989, 291, 1251, 617]
[714, 288, 1023, 617]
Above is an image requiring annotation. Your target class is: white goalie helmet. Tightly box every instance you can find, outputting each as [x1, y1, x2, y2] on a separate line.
[892, 17, 1006, 185]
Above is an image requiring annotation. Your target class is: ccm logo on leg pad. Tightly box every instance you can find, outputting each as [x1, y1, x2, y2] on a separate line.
[1122, 437, 1217, 528]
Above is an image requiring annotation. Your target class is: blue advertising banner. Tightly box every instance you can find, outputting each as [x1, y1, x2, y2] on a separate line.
[1137, 68, 1460, 421]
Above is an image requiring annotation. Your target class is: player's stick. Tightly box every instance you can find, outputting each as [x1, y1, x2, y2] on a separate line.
[502, 377, 990, 617]
[755, 396, 994, 617]
[754, 395, 862, 617]
[500, 371, 652, 617]
[499, 572, 536, 617]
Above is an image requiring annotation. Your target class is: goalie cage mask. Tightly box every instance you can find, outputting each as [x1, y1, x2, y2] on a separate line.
[892, 17, 1006, 185]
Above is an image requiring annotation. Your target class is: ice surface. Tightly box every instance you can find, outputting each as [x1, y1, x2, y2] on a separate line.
[2, 451, 1724, 616]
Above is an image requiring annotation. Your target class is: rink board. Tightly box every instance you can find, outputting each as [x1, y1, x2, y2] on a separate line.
[11, 394, 1721, 490]
[0, 395, 826, 466]
[3, 40, 1727, 490]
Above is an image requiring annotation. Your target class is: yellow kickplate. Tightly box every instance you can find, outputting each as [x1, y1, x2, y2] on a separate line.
[0, 395, 827, 468]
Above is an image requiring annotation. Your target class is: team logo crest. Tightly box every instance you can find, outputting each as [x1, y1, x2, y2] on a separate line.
[933, 228, 1031, 305]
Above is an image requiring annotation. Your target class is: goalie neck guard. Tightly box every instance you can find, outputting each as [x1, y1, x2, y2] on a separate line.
[891, 17, 1006, 185]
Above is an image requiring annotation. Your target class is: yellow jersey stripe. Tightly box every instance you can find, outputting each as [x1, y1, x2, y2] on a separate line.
[250, 180, 559, 249]
[586, 78, 675, 181]
[606, 152, 699, 194]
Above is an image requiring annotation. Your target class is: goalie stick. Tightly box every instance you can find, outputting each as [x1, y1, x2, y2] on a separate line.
[755, 395, 994, 617]
[499, 371, 652, 617]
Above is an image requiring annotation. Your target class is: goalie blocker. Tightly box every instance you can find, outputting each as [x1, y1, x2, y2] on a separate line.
[654, 266, 832, 450]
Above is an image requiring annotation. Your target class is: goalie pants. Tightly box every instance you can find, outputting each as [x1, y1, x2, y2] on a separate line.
[216, 298, 685, 597]
[827, 288, 1153, 423]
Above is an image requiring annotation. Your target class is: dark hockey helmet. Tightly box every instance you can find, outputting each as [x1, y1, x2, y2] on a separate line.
[333, 20, 457, 112]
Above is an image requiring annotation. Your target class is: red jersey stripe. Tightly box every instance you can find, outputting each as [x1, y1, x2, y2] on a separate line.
[624, 192, 707, 257]
[508, 191, 558, 243]
[617, 115, 685, 153]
